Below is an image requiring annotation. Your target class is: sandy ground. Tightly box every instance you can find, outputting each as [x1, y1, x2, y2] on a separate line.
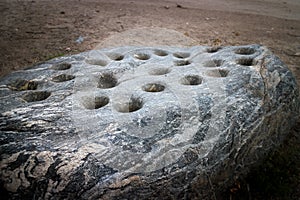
[0, 0, 299, 199]
[0, 0, 299, 82]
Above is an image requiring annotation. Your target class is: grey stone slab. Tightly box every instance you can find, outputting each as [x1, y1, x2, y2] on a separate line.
[0, 45, 299, 199]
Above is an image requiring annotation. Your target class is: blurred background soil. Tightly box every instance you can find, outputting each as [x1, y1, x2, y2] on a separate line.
[0, 0, 299, 199]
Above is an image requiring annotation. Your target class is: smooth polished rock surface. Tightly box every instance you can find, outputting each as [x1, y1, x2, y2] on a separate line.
[0, 45, 299, 199]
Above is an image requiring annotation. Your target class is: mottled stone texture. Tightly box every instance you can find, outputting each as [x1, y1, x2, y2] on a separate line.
[0, 45, 299, 199]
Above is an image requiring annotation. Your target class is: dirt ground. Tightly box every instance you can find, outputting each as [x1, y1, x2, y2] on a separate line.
[1, 0, 300, 81]
[0, 0, 299, 199]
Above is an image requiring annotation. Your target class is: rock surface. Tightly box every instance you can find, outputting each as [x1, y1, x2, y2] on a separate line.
[0, 45, 299, 199]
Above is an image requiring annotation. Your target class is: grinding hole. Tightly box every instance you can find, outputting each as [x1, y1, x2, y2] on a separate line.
[235, 47, 255, 55]
[83, 96, 109, 110]
[98, 73, 118, 89]
[106, 53, 124, 61]
[52, 74, 75, 82]
[180, 75, 202, 85]
[153, 49, 168, 56]
[206, 46, 221, 53]
[22, 91, 51, 102]
[174, 60, 191, 66]
[173, 52, 190, 59]
[134, 53, 150, 60]
[85, 59, 108, 66]
[114, 97, 143, 113]
[8, 79, 38, 91]
[51, 62, 72, 70]
[206, 69, 229, 77]
[142, 83, 165, 92]
[236, 58, 255, 66]
[148, 68, 171, 75]
[203, 59, 224, 67]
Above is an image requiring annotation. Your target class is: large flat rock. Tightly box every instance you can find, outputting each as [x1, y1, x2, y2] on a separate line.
[0, 45, 299, 199]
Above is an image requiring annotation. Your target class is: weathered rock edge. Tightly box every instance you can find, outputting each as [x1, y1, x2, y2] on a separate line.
[0, 45, 299, 199]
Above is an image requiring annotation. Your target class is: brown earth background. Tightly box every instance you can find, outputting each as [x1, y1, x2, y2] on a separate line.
[0, 0, 299, 199]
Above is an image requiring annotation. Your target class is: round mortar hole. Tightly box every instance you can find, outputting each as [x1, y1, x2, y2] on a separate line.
[236, 58, 255, 66]
[106, 53, 124, 61]
[206, 69, 229, 77]
[154, 49, 168, 56]
[114, 97, 143, 113]
[51, 62, 72, 70]
[235, 47, 255, 55]
[86, 59, 108, 66]
[142, 83, 165, 92]
[148, 67, 171, 75]
[173, 52, 190, 59]
[174, 60, 191, 66]
[206, 46, 221, 53]
[52, 74, 75, 82]
[83, 96, 109, 110]
[8, 79, 38, 91]
[134, 53, 150, 60]
[98, 73, 118, 89]
[203, 59, 224, 67]
[22, 91, 51, 102]
[180, 75, 202, 85]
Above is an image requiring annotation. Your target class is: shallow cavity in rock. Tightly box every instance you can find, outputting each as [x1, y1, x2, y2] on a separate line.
[106, 53, 124, 61]
[174, 60, 191, 66]
[52, 74, 75, 82]
[203, 59, 224, 67]
[51, 62, 72, 70]
[142, 83, 165, 92]
[180, 75, 202, 85]
[153, 49, 168, 56]
[134, 53, 150, 60]
[22, 91, 51, 102]
[206, 69, 229, 77]
[98, 73, 118, 89]
[237, 58, 255, 66]
[83, 96, 109, 109]
[114, 97, 143, 113]
[8, 79, 38, 91]
[173, 52, 190, 59]
[235, 47, 256, 55]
